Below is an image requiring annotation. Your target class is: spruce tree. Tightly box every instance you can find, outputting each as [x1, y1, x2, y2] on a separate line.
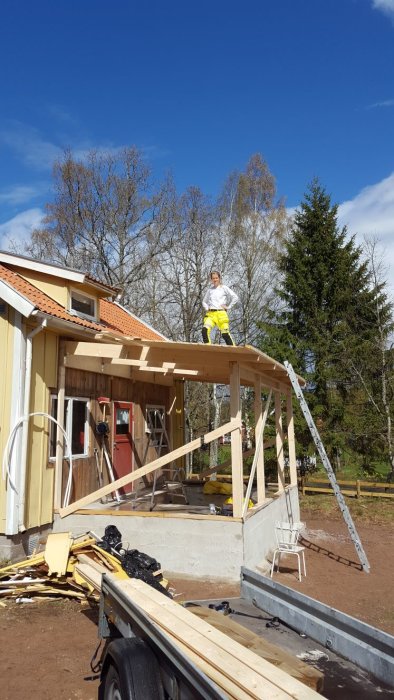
[260, 179, 379, 470]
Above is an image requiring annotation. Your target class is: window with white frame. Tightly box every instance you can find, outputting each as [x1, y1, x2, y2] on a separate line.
[49, 395, 90, 458]
[69, 289, 97, 321]
[145, 405, 167, 447]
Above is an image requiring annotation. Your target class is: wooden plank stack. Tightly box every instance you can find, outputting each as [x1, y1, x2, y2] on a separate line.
[106, 574, 323, 700]
[189, 606, 323, 693]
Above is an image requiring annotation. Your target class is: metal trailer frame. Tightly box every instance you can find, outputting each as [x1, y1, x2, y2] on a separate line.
[241, 566, 394, 688]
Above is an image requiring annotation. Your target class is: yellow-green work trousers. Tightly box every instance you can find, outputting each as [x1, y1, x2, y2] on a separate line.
[202, 309, 234, 346]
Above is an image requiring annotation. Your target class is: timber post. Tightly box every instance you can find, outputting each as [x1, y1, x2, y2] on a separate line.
[275, 391, 285, 492]
[230, 361, 243, 518]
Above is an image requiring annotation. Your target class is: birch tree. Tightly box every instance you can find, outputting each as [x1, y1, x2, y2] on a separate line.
[218, 154, 288, 345]
[25, 147, 174, 306]
[141, 186, 217, 342]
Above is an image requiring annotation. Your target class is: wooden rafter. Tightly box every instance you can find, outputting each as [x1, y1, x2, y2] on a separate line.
[64, 339, 304, 391]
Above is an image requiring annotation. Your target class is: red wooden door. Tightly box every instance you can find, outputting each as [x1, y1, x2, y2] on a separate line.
[112, 401, 134, 495]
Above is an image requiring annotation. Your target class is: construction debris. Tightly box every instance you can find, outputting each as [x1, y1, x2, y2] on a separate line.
[0, 525, 169, 604]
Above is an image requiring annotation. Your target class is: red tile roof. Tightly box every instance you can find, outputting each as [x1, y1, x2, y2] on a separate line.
[99, 298, 165, 340]
[0, 263, 165, 341]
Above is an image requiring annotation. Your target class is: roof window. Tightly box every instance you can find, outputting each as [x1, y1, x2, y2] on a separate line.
[69, 289, 97, 321]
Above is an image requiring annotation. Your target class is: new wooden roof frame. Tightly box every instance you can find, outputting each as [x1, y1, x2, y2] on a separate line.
[65, 335, 305, 391]
[59, 336, 305, 519]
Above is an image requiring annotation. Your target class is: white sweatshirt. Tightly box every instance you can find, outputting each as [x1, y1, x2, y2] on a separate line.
[202, 284, 239, 312]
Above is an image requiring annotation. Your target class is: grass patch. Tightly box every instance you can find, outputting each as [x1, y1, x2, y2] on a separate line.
[299, 493, 394, 525]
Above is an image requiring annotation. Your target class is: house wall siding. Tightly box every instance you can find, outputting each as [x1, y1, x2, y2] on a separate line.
[61, 369, 175, 503]
[13, 268, 69, 307]
[0, 304, 15, 530]
[25, 330, 58, 529]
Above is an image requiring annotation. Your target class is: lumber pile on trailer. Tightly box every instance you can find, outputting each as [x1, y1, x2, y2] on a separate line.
[189, 605, 323, 693]
[106, 574, 323, 699]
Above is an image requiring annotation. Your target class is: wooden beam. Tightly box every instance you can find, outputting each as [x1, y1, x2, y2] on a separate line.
[65, 355, 131, 378]
[230, 362, 243, 518]
[65, 353, 227, 384]
[254, 377, 264, 504]
[108, 359, 199, 376]
[133, 365, 199, 377]
[243, 391, 272, 517]
[254, 378, 265, 505]
[190, 607, 324, 692]
[65, 341, 127, 358]
[59, 418, 241, 517]
[275, 392, 285, 492]
[242, 366, 290, 392]
[286, 394, 297, 486]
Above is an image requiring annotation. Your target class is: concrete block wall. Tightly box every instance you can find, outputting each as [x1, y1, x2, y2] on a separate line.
[52, 486, 299, 582]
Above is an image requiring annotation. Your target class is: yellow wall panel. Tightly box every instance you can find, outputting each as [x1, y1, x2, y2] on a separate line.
[25, 330, 59, 529]
[0, 305, 15, 529]
[13, 268, 69, 306]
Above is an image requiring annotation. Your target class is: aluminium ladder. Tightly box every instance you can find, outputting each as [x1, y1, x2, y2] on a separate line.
[284, 361, 370, 573]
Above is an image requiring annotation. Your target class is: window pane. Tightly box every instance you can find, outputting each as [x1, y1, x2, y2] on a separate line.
[49, 397, 89, 458]
[116, 408, 129, 435]
[49, 398, 58, 458]
[71, 400, 87, 454]
[71, 292, 95, 317]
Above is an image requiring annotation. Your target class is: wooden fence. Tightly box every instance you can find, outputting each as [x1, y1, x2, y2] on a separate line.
[299, 477, 394, 499]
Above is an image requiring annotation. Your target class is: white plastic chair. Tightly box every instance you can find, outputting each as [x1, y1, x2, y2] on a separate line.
[270, 521, 306, 581]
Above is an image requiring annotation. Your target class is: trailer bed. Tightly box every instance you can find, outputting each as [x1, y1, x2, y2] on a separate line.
[98, 567, 394, 699]
[187, 595, 393, 699]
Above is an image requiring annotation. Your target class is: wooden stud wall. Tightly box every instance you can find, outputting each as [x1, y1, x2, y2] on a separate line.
[61, 368, 173, 503]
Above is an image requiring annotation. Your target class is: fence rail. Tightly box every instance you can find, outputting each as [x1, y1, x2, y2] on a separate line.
[299, 477, 394, 499]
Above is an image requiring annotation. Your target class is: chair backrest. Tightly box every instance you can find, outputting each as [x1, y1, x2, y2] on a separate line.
[274, 521, 304, 549]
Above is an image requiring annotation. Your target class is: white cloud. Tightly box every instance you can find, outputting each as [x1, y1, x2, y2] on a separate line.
[0, 121, 134, 171]
[372, 0, 394, 20]
[366, 98, 394, 109]
[338, 173, 394, 291]
[0, 183, 49, 206]
[338, 173, 394, 239]
[0, 122, 62, 170]
[287, 174, 394, 295]
[0, 208, 45, 249]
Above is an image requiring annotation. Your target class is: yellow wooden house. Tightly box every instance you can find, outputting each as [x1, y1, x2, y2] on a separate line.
[0, 251, 303, 579]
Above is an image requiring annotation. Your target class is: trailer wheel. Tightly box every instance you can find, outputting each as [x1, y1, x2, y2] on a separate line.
[99, 638, 164, 700]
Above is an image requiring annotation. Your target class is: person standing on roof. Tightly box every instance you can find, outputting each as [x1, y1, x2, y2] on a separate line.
[202, 271, 239, 345]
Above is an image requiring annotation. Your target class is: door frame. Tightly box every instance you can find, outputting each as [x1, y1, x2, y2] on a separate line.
[112, 400, 134, 493]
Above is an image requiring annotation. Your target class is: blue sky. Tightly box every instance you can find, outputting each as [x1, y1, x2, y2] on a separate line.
[1, 0, 394, 285]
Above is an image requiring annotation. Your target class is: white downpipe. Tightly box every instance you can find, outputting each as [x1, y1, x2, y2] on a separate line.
[18, 320, 47, 531]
